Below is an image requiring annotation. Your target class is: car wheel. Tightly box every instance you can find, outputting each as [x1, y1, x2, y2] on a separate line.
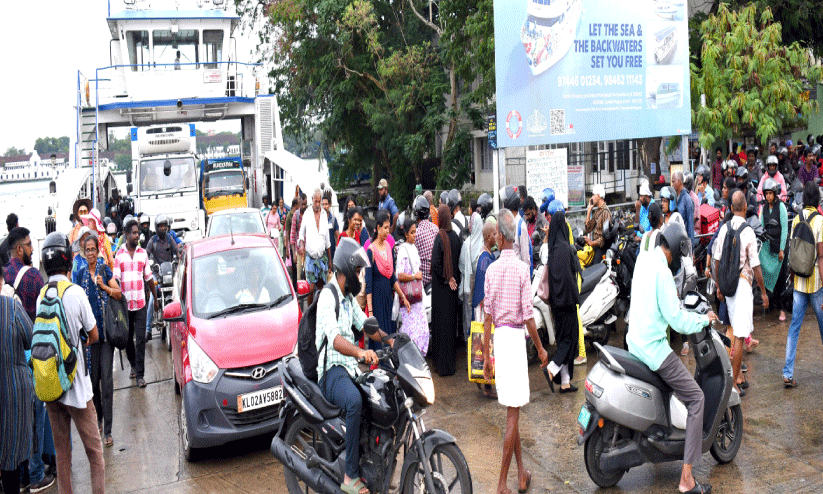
[172, 352, 180, 395]
[180, 391, 197, 461]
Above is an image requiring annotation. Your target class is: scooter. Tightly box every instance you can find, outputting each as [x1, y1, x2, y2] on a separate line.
[578, 291, 742, 488]
[150, 259, 176, 352]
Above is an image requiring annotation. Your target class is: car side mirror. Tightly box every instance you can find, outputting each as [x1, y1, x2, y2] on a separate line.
[296, 280, 311, 296]
[163, 301, 185, 322]
[363, 317, 380, 336]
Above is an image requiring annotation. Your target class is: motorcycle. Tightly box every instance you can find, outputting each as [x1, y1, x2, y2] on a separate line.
[272, 318, 472, 494]
[578, 291, 742, 487]
[150, 259, 176, 352]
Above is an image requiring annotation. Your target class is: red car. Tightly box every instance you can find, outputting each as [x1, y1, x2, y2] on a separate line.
[163, 233, 308, 460]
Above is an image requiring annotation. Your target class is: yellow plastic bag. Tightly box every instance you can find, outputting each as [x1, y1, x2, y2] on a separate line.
[468, 321, 495, 384]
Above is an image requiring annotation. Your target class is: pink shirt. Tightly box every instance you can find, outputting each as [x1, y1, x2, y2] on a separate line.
[113, 246, 153, 311]
[483, 249, 533, 327]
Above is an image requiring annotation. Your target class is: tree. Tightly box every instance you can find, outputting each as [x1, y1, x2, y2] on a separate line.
[33, 136, 70, 155]
[3, 147, 26, 157]
[691, 4, 822, 148]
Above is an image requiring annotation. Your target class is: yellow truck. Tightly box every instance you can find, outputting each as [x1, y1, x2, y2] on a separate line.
[200, 157, 248, 216]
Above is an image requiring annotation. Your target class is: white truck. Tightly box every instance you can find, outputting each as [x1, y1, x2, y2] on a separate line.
[127, 123, 206, 241]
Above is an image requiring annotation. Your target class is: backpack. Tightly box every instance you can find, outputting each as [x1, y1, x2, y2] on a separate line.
[717, 221, 750, 298]
[104, 293, 129, 350]
[30, 280, 79, 402]
[789, 210, 819, 278]
[0, 265, 31, 304]
[297, 285, 340, 383]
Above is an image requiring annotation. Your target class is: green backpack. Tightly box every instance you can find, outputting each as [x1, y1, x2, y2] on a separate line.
[30, 280, 79, 402]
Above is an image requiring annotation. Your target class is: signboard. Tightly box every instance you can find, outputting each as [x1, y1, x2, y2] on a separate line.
[567, 164, 585, 207]
[493, 0, 691, 147]
[487, 115, 498, 149]
[526, 148, 569, 206]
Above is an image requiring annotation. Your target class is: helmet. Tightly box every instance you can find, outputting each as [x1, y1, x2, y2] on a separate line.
[778, 146, 788, 156]
[439, 190, 448, 205]
[813, 145, 822, 156]
[103, 217, 112, 227]
[808, 134, 814, 146]
[762, 177, 780, 195]
[333, 237, 371, 296]
[766, 155, 779, 167]
[413, 195, 430, 220]
[683, 172, 694, 191]
[660, 186, 676, 201]
[540, 188, 555, 204]
[817, 135, 823, 146]
[660, 221, 691, 262]
[138, 213, 150, 226]
[746, 145, 757, 155]
[722, 160, 736, 172]
[502, 185, 520, 212]
[477, 193, 493, 219]
[155, 214, 170, 229]
[106, 222, 117, 235]
[41, 232, 72, 276]
[735, 166, 748, 180]
[122, 214, 137, 232]
[546, 199, 564, 215]
[786, 139, 793, 147]
[695, 165, 711, 184]
[447, 189, 461, 210]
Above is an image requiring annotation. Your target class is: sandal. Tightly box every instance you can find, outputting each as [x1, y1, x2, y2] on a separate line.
[745, 337, 759, 353]
[482, 384, 498, 399]
[340, 477, 369, 494]
[681, 481, 712, 494]
[542, 367, 555, 393]
[518, 470, 532, 494]
[105, 435, 113, 447]
[784, 377, 799, 388]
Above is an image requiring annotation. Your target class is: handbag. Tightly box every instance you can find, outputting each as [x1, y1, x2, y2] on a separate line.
[398, 244, 423, 305]
[536, 264, 551, 303]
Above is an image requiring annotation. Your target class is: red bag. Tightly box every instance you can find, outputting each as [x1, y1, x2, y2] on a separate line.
[699, 204, 720, 245]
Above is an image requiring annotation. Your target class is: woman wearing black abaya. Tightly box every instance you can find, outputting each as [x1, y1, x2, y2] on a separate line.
[430, 204, 462, 376]
[545, 210, 581, 392]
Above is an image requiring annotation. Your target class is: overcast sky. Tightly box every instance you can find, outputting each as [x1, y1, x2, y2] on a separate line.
[1, 0, 260, 155]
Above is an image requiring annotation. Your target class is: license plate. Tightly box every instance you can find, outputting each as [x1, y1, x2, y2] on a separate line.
[237, 386, 284, 413]
[578, 405, 592, 430]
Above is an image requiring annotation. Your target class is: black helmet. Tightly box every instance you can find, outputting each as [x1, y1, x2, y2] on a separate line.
[333, 237, 371, 296]
[122, 214, 137, 232]
[42, 231, 72, 276]
[808, 134, 815, 146]
[103, 217, 112, 227]
[502, 185, 520, 212]
[695, 165, 711, 184]
[477, 193, 493, 219]
[447, 189, 461, 210]
[813, 145, 822, 156]
[746, 145, 757, 156]
[778, 146, 788, 157]
[762, 177, 780, 195]
[817, 135, 823, 147]
[735, 166, 748, 180]
[660, 221, 691, 265]
[413, 195, 430, 220]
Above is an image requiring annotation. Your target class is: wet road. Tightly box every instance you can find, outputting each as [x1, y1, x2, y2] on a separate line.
[61, 307, 823, 493]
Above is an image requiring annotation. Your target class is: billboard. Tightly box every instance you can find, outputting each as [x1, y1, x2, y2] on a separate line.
[494, 0, 691, 148]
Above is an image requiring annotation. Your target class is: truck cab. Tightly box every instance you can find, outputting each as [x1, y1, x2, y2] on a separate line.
[200, 157, 247, 216]
[129, 124, 206, 241]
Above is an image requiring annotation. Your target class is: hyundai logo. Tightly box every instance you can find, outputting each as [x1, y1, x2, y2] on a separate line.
[251, 367, 267, 380]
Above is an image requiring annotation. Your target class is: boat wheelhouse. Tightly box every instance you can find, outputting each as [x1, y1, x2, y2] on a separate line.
[520, 0, 583, 75]
[653, 82, 681, 106]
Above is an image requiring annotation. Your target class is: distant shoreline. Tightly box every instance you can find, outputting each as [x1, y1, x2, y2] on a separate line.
[0, 169, 128, 186]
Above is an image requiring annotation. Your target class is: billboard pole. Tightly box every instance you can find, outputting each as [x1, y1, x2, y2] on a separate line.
[492, 148, 500, 213]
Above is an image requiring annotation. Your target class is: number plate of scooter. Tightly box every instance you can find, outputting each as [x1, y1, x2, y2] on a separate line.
[577, 405, 591, 429]
[237, 386, 284, 413]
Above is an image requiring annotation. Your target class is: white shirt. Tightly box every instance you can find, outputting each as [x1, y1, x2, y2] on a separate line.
[299, 208, 331, 259]
[37, 275, 97, 409]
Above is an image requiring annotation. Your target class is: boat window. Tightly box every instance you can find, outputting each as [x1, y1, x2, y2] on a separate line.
[126, 31, 150, 72]
[203, 170, 244, 199]
[139, 157, 197, 193]
[152, 30, 199, 70]
[203, 30, 223, 69]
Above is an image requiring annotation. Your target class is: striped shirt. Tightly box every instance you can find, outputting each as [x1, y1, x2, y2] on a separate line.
[483, 249, 533, 327]
[415, 220, 438, 285]
[792, 207, 823, 294]
[316, 276, 366, 381]
[112, 246, 153, 311]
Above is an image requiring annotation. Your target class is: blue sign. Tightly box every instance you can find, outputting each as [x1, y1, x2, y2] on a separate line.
[493, 0, 691, 148]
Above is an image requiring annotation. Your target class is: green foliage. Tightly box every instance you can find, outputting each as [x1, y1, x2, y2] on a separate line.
[114, 153, 132, 172]
[691, 4, 822, 147]
[3, 147, 26, 157]
[722, 0, 823, 58]
[33, 136, 70, 155]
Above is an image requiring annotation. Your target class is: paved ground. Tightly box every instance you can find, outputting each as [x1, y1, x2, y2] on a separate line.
[57, 306, 823, 493]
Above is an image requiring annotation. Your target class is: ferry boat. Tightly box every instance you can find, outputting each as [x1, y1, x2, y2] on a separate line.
[654, 1, 678, 20]
[652, 26, 677, 65]
[521, 0, 583, 75]
[651, 82, 681, 107]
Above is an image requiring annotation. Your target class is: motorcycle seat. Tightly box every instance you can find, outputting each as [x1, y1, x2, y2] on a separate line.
[580, 263, 607, 296]
[287, 359, 341, 420]
[600, 345, 672, 394]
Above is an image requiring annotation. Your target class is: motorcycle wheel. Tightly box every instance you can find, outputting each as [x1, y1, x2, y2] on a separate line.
[283, 416, 335, 494]
[710, 404, 743, 464]
[402, 442, 472, 494]
[584, 426, 625, 488]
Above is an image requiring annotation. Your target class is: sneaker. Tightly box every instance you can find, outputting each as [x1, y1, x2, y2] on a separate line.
[146, 331, 153, 341]
[19, 482, 30, 493]
[29, 474, 55, 493]
[574, 356, 587, 365]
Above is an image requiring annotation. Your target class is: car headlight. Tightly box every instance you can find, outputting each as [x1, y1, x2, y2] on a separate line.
[188, 336, 218, 384]
[418, 376, 435, 405]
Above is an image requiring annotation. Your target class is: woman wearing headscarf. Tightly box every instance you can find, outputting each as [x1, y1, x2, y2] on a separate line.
[0, 268, 35, 493]
[81, 208, 114, 269]
[430, 204, 462, 376]
[544, 210, 581, 392]
[759, 178, 788, 323]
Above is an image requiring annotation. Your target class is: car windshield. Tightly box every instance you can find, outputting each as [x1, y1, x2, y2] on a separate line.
[207, 212, 265, 237]
[204, 170, 244, 199]
[140, 157, 197, 193]
[192, 247, 291, 318]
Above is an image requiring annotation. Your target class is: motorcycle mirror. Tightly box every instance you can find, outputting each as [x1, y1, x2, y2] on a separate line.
[363, 317, 380, 336]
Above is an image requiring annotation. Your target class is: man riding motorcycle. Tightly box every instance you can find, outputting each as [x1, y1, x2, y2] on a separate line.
[145, 214, 179, 340]
[626, 221, 718, 494]
[316, 237, 394, 494]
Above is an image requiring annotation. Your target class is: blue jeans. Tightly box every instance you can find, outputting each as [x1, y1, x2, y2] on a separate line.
[783, 288, 823, 379]
[146, 292, 154, 333]
[322, 366, 362, 479]
[29, 398, 46, 483]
